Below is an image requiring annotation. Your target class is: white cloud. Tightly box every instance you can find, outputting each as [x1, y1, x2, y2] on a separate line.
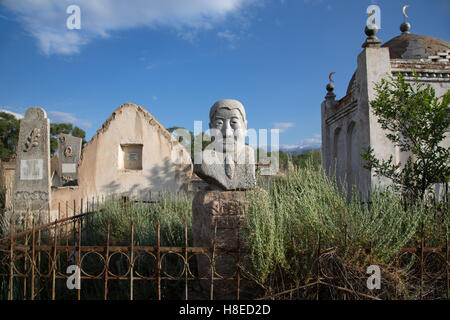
[48, 111, 92, 128]
[217, 30, 238, 42]
[273, 122, 295, 133]
[1, 0, 253, 55]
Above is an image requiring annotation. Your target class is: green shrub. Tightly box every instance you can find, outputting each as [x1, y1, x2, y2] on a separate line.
[241, 161, 447, 298]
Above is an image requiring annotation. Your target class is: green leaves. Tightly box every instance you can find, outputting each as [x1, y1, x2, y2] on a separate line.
[0, 112, 20, 161]
[361, 72, 450, 202]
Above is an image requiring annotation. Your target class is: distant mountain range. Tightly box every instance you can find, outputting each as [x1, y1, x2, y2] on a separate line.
[280, 145, 321, 155]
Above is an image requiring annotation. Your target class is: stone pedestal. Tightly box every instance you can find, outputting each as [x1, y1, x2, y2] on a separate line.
[193, 189, 248, 249]
[192, 189, 258, 299]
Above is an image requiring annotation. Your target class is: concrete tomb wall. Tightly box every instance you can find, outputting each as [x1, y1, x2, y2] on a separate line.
[51, 103, 193, 211]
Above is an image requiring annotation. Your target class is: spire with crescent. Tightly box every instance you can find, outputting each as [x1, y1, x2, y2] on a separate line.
[326, 72, 336, 100]
[401, 5, 411, 34]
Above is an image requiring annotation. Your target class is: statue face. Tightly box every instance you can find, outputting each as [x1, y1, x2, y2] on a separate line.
[210, 107, 246, 153]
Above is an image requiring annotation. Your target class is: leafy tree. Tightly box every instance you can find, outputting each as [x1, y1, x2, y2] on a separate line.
[292, 149, 322, 170]
[167, 126, 212, 161]
[50, 123, 87, 155]
[361, 72, 450, 202]
[0, 112, 20, 160]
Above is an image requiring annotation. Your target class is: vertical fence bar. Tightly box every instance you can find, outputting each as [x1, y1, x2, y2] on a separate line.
[23, 210, 29, 300]
[31, 219, 36, 300]
[77, 218, 82, 301]
[130, 221, 134, 301]
[157, 221, 161, 300]
[61, 202, 65, 242]
[72, 200, 76, 245]
[316, 233, 321, 301]
[37, 210, 41, 300]
[184, 219, 188, 300]
[210, 220, 217, 301]
[8, 217, 15, 300]
[446, 221, 449, 300]
[236, 219, 241, 301]
[51, 222, 57, 300]
[104, 221, 110, 300]
[419, 223, 424, 300]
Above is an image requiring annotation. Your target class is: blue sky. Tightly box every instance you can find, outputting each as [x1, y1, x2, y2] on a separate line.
[0, 0, 449, 150]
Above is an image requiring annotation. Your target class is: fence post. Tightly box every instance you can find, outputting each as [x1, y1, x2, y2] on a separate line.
[237, 219, 241, 301]
[130, 220, 134, 301]
[104, 220, 110, 300]
[77, 217, 82, 301]
[157, 221, 161, 300]
[31, 219, 35, 300]
[210, 220, 218, 301]
[419, 222, 424, 300]
[316, 233, 321, 301]
[37, 210, 41, 300]
[8, 216, 15, 300]
[23, 209, 30, 300]
[446, 221, 449, 300]
[51, 222, 57, 300]
[184, 219, 188, 300]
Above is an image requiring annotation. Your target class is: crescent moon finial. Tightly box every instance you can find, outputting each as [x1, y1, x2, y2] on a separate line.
[328, 72, 336, 83]
[403, 5, 409, 18]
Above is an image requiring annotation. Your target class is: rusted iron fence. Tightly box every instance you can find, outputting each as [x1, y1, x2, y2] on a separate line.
[0, 199, 448, 300]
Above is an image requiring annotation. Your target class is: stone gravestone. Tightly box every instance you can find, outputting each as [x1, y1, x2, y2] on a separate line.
[12, 107, 51, 214]
[57, 133, 82, 186]
[192, 99, 258, 299]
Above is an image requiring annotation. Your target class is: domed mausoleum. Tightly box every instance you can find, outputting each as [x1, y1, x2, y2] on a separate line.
[321, 21, 450, 200]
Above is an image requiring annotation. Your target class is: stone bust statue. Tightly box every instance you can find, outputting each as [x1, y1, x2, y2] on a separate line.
[194, 99, 256, 190]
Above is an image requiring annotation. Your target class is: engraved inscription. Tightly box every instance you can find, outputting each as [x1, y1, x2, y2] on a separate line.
[20, 159, 43, 180]
[127, 152, 138, 161]
[62, 163, 77, 173]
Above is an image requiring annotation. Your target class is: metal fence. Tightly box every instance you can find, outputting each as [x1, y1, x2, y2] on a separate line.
[0, 199, 448, 300]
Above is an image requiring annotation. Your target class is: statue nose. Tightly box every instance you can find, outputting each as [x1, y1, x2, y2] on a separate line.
[222, 122, 233, 138]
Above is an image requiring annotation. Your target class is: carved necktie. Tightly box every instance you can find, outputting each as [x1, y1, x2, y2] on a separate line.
[225, 154, 234, 179]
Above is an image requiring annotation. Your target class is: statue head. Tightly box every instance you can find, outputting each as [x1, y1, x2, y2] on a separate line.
[209, 99, 247, 153]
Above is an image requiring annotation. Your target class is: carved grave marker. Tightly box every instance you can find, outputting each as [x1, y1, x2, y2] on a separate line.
[57, 133, 82, 185]
[13, 107, 51, 212]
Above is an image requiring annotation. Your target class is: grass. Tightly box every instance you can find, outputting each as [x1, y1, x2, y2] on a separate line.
[82, 191, 193, 246]
[241, 160, 448, 298]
